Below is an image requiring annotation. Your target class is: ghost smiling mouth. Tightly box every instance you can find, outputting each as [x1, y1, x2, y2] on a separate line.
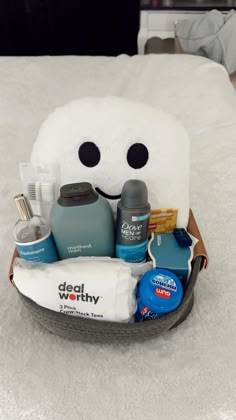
[95, 187, 121, 200]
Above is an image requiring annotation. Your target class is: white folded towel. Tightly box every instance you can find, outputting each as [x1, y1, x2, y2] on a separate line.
[13, 257, 140, 323]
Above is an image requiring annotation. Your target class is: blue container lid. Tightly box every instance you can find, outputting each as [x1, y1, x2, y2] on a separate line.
[139, 269, 183, 314]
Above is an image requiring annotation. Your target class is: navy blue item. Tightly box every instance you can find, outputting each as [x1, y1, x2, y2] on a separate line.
[136, 268, 183, 321]
[174, 228, 192, 247]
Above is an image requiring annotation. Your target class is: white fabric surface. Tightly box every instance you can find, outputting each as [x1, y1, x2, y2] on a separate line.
[1, 54, 236, 420]
[13, 257, 137, 322]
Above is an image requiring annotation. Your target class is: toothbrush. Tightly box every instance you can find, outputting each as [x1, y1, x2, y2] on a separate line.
[19, 162, 59, 222]
[40, 182, 55, 221]
[26, 182, 41, 216]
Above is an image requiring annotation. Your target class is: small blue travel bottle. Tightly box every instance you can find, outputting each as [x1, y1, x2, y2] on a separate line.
[13, 194, 58, 263]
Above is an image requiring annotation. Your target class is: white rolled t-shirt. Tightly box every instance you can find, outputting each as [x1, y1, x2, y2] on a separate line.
[13, 257, 147, 323]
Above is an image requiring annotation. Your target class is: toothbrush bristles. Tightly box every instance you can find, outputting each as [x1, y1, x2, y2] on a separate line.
[27, 182, 41, 201]
[41, 183, 55, 202]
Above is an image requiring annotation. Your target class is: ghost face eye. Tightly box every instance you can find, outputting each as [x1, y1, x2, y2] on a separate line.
[78, 142, 101, 167]
[127, 143, 149, 169]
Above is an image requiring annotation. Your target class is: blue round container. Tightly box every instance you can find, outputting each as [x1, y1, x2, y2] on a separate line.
[136, 269, 183, 321]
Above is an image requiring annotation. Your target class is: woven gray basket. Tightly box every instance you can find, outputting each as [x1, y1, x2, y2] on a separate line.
[17, 257, 202, 344]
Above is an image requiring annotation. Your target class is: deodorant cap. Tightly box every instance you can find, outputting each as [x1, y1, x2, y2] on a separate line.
[121, 180, 148, 209]
[58, 182, 98, 207]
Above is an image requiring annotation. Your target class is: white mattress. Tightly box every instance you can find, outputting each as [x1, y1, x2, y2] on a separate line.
[1, 54, 236, 420]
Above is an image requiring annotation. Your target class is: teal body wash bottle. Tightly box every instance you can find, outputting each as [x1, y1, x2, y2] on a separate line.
[50, 182, 115, 259]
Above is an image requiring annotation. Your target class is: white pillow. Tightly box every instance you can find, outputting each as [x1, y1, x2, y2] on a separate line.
[31, 96, 190, 227]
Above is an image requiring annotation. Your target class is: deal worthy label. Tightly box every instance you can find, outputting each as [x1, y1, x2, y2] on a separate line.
[58, 282, 100, 305]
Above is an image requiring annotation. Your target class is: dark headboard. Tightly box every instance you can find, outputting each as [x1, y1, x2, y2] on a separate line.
[0, 0, 140, 56]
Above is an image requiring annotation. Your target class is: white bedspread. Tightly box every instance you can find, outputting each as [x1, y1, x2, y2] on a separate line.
[1, 54, 236, 420]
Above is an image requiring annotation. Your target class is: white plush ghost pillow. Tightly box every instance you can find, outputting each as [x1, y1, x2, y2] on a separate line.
[31, 96, 190, 227]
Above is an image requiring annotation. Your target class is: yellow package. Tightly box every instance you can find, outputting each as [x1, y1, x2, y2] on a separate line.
[149, 208, 178, 233]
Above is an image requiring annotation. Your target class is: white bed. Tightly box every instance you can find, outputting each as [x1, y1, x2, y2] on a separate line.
[1, 54, 236, 420]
